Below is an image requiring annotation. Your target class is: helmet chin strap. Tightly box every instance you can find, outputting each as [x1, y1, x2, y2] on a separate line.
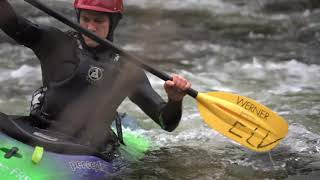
[106, 13, 122, 42]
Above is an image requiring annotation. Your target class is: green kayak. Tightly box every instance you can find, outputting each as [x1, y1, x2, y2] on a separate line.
[0, 113, 150, 180]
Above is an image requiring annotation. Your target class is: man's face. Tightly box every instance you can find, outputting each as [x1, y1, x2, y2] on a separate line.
[79, 10, 110, 48]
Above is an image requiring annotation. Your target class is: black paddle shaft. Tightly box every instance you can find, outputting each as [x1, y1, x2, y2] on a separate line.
[24, 0, 198, 98]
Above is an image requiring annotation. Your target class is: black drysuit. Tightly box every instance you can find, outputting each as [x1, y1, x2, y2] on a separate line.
[0, 0, 182, 152]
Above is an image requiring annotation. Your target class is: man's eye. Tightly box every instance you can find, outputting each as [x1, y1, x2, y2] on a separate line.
[82, 17, 90, 22]
[95, 19, 105, 23]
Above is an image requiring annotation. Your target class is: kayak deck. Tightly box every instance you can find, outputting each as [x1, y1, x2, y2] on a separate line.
[0, 113, 151, 179]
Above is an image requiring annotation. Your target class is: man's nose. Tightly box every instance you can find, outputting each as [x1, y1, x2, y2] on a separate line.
[87, 23, 97, 32]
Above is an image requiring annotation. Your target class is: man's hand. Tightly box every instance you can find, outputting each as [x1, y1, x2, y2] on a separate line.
[164, 74, 191, 102]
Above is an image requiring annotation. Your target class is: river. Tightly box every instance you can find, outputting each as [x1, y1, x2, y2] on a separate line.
[0, 0, 319, 179]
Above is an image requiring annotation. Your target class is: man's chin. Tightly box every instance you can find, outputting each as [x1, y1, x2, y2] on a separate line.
[85, 40, 99, 48]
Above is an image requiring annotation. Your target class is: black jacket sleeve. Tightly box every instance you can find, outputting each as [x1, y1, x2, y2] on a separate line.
[0, 0, 43, 48]
[129, 71, 182, 132]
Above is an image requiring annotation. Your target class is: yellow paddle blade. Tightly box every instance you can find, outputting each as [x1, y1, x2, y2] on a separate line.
[197, 92, 288, 152]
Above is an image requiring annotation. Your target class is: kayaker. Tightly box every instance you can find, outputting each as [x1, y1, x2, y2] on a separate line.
[0, 0, 191, 158]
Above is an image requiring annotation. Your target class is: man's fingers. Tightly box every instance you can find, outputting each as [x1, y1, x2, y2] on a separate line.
[172, 75, 189, 90]
[183, 82, 191, 91]
[165, 80, 175, 87]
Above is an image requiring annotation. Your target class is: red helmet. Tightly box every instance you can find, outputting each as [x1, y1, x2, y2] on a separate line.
[74, 0, 124, 13]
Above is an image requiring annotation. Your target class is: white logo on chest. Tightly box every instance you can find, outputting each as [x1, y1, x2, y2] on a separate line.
[88, 66, 104, 81]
